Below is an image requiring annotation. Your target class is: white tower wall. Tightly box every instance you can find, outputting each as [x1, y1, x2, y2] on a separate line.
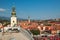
[11, 17, 17, 27]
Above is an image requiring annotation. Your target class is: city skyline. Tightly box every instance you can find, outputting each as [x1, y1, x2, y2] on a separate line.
[0, 0, 60, 20]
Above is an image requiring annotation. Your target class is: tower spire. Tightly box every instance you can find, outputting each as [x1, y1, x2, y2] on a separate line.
[11, 6, 16, 17]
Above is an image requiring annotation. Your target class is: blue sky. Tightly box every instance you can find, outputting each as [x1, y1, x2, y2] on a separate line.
[0, 0, 60, 20]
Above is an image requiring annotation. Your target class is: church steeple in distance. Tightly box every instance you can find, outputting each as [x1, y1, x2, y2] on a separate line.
[11, 6, 16, 17]
[28, 16, 30, 23]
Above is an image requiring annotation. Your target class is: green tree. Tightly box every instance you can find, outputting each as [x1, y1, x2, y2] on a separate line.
[30, 29, 40, 35]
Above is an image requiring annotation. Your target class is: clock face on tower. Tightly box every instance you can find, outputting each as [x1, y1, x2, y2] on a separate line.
[13, 21, 15, 23]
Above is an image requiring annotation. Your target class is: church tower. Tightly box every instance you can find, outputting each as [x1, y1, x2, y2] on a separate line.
[11, 6, 17, 27]
[28, 16, 30, 23]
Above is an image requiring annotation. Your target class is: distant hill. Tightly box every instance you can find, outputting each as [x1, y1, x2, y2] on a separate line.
[0, 16, 59, 22]
[0, 16, 10, 21]
[0, 16, 28, 21]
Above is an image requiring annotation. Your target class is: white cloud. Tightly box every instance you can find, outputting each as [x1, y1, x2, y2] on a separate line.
[0, 8, 6, 12]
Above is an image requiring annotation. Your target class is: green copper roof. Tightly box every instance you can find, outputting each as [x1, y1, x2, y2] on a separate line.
[11, 6, 16, 17]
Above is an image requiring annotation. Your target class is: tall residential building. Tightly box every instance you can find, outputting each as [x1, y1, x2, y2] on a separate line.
[11, 6, 17, 27]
